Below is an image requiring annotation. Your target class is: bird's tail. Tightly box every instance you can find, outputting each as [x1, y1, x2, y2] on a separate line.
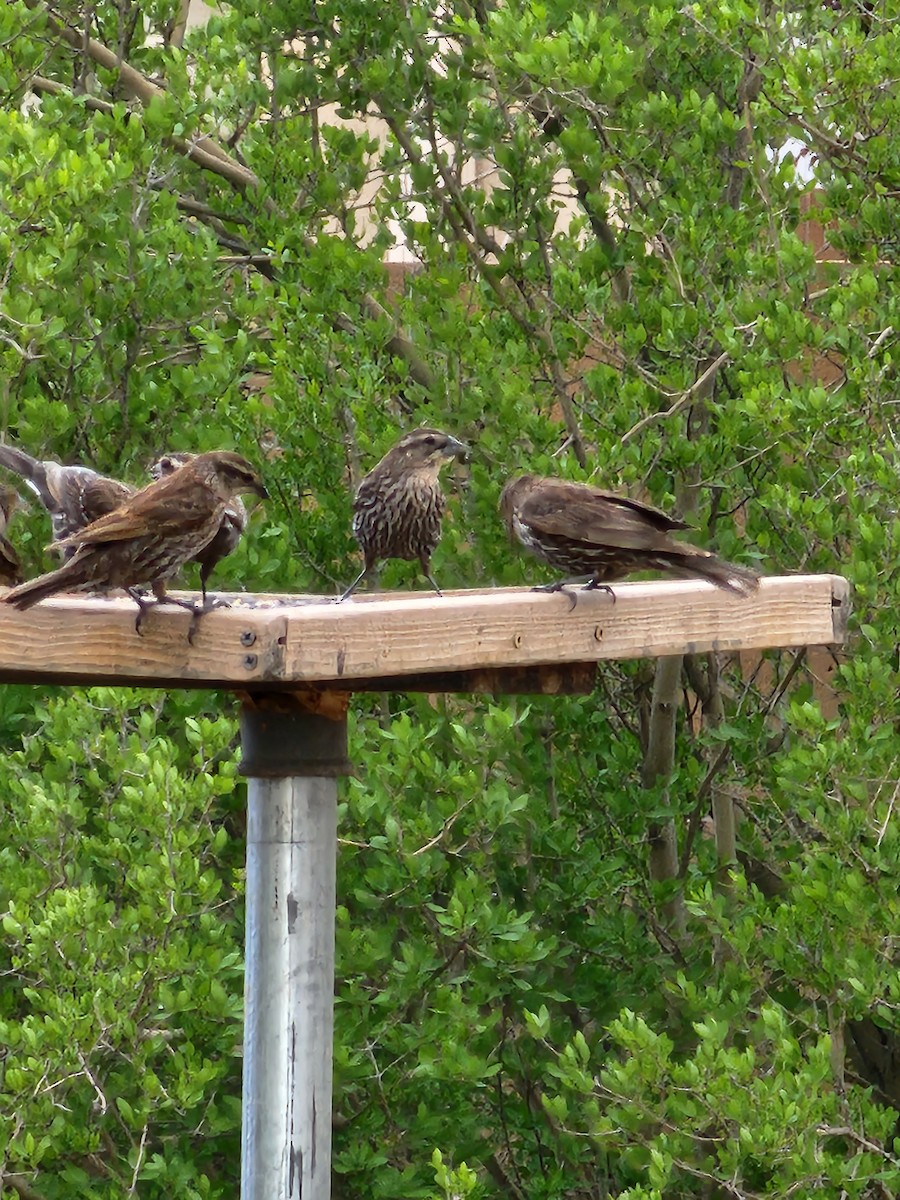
[0, 445, 50, 504]
[673, 550, 760, 596]
[3, 560, 84, 609]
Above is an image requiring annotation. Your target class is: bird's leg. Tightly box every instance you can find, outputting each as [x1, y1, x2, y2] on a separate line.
[418, 553, 443, 598]
[155, 583, 207, 646]
[196, 573, 232, 612]
[186, 577, 231, 644]
[339, 567, 369, 602]
[129, 582, 204, 640]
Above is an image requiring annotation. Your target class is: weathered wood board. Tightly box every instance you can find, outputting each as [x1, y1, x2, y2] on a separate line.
[0, 575, 850, 692]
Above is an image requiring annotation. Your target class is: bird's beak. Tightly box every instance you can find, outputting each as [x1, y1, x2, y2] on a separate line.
[253, 482, 270, 500]
[442, 436, 470, 463]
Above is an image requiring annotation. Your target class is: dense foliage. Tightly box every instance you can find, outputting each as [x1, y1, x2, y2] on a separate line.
[1, 1, 899, 1197]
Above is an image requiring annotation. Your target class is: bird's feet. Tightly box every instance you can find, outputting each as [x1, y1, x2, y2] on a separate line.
[531, 579, 615, 611]
[131, 592, 157, 636]
[129, 591, 209, 641]
[187, 595, 231, 645]
[582, 580, 616, 602]
[530, 580, 580, 611]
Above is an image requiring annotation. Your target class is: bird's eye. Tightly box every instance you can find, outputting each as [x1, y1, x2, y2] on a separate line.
[424, 435, 437, 446]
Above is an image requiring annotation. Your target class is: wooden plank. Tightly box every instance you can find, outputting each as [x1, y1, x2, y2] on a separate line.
[0, 575, 849, 691]
[282, 575, 849, 682]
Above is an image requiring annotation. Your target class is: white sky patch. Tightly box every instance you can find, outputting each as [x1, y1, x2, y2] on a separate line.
[769, 137, 819, 185]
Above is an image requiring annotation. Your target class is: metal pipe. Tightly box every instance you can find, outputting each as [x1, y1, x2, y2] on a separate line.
[239, 696, 350, 1200]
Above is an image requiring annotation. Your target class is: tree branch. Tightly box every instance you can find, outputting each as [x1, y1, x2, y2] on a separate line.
[524, 93, 632, 306]
[2, 1174, 50, 1200]
[25, 2, 437, 392]
[641, 654, 686, 933]
[30, 1, 259, 188]
[380, 101, 586, 459]
[167, 0, 192, 50]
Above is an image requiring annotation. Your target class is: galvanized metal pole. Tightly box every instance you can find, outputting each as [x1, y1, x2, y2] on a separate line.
[239, 694, 351, 1200]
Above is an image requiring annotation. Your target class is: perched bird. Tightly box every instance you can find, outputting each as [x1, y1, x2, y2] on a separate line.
[149, 452, 247, 603]
[0, 485, 23, 586]
[500, 474, 759, 596]
[0, 443, 133, 554]
[341, 428, 469, 600]
[3, 451, 268, 635]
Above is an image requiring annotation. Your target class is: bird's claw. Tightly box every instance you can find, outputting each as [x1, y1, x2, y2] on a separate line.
[187, 595, 229, 644]
[583, 580, 616, 603]
[530, 579, 614, 611]
[530, 581, 579, 610]
[187, 607, 203, 646]
[204, 595, 232, 612]
[131, 592, 157, 636]
[131, 591, 210, 643]
[133, 600, 154, 638]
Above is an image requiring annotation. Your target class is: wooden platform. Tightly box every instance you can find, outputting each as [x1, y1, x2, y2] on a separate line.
[0, 575, 850, 693]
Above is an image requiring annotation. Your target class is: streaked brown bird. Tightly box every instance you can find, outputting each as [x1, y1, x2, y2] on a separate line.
[3, 451, 268, 634]
[500, 474, 759, 596]
[341, 428, 469, 600]
[149, 452, 247, 604]
[0, 443, 133, 555]
[0, 485, 23, 586]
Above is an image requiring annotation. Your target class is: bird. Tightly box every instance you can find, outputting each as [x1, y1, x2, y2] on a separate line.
[149, 452, 247, 604]
[0, 485, 24, 586]
[3, 451, 268, 635]
[0, 443, 133, 554]
[341, 427, 469, 600]
[499, 474, 760, 596]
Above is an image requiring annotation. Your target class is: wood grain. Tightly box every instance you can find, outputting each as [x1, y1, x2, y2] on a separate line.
[0, 575, 850, 691]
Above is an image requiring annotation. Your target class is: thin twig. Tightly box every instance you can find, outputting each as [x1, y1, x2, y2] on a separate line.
[620, 351, 731, 444]
[876, 778, 898, 849]
[867, 326, 894, 357]
[128, 1123, 149, 1195]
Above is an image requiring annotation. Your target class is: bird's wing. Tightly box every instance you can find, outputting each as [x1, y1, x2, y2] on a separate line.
[49, 470, 134, 540]
[54, 477, 217, 549]
[0, 447, 133, 535]
[224, 497, 248, 535]
[520, 484, 690, 551]
[69, 473, 133, 519]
